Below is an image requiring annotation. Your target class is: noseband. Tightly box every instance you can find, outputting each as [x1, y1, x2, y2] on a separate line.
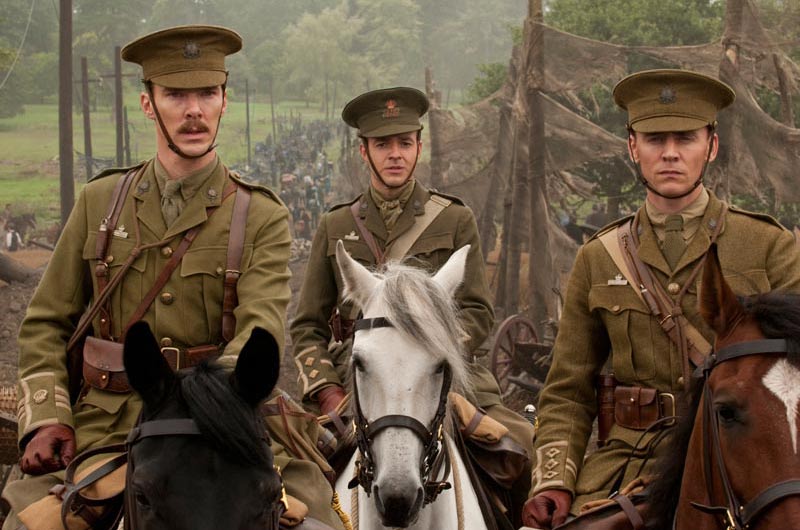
[125, 417, 285, 530]
[348, 316, 453, 505]
[691, 339, 800, 529]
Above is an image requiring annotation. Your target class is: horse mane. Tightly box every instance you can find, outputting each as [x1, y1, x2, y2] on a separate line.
[646, 290, 800, 527]
[352, 260, 472, 400]
[178, 362, 271, 468]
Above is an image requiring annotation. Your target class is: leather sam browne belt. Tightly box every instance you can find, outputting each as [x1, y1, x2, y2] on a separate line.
[82, 337, 221, 393]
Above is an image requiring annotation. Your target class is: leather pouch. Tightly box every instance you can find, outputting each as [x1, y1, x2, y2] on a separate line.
[82, 337, 129, 393]
[613, 386, 659, 430]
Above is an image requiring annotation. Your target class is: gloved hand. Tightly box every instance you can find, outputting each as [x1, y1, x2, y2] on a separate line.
[20, 424, 76, 475]
[521, 489, 572, 529]
[316, 385, 347, 417]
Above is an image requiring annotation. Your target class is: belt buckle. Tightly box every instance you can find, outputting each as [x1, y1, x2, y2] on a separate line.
[659, 392, 677, 424]
[160, 347, 181, 370]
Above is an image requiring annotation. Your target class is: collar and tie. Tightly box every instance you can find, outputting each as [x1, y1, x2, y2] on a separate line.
[161, 179, 183, 227]
[663, 214, 686, 270]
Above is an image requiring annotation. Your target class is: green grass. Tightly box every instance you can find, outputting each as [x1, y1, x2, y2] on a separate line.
[0, 95, 333, 225]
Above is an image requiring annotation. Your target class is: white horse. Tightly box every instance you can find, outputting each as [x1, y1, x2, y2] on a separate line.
[333, 241, 489, 530]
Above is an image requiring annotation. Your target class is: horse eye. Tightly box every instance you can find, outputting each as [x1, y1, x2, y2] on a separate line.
[353, 357, 365, 373]
[716, 403, 739, 424]
[135, 490, 151, 508]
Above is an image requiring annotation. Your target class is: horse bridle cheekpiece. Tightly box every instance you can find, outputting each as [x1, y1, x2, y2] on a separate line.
[124, 417, 286, 530]
[692, 339, 800, 530]
[348, 316, 454, 505]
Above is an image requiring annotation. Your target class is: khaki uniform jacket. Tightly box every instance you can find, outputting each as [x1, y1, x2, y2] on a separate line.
[16, 157, 291, 450]
[290, 182, 495, 401]
[531, 192, 800, 506]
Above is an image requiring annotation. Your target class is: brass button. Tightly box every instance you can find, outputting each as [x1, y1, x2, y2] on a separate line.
[207, 188, 218, 198]
[161, 246, 173, 258]
[161, 337, 173, 347]
[667, 282, 680, 295]
[100, 374, 108, 381]
[677, 376, 685, 386]
[611, 305, 621, 312]
[160, 292, 175, 305]
[33, 389, 48, 404]
[105, 255, 114, 264]
[215, 266, 224, 275]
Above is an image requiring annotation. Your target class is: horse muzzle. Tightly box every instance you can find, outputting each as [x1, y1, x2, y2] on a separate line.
[373, 483, 425, 528]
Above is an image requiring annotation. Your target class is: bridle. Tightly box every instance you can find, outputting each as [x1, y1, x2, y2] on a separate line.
[690, 338, 800, 529]
[124, 416, 286, 530]
[347, 316, 454, 505]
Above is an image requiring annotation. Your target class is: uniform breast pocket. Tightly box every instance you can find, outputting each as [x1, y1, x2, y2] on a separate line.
[589, 285, 658, 382]
[407, 233, 454, 271]
[328, 237, 375, 267]
[180, 247, 227, 342]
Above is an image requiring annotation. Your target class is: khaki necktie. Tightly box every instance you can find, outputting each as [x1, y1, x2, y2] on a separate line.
[663, 214, 685, 270]
[161, 179, 183, 227]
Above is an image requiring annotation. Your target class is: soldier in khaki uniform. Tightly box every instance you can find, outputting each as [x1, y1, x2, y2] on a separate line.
[290, 87, 535, 515]
[522, 69, 800, 528]
[3, 25, 343, 530]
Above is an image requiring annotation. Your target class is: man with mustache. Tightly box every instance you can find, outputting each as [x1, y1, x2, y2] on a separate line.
[3, 25, 344, 530]
[291, 87, 536, 524]
[522, 69, 800, 528]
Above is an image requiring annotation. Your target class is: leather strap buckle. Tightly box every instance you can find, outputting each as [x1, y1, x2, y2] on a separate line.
[659, 392, 677, 423]
[160, 346, 181, 369]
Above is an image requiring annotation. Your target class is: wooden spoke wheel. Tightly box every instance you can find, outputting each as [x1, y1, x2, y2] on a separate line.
[490, 314, 539, 393]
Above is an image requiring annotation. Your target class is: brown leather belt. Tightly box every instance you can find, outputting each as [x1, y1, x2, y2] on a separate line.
[83, 337, 221, 393]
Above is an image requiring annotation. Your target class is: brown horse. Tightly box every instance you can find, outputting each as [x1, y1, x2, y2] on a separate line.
[670, 245, 800, 529]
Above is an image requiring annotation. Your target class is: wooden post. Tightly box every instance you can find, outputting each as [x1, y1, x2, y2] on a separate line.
[246, 79, 252, 168]
[123, 106, 131, 165]
[59, 0, 74, 228]
[525, 0, 555, 335]
[425, 66, 443, 189]
[269, 77, 277, 142]
[114, 46, 124, 166]
[80, 56, 93, 181]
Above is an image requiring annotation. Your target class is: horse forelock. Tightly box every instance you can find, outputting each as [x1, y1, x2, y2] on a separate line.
[178, 363, 271, 468]
[354, 261, 471, 398]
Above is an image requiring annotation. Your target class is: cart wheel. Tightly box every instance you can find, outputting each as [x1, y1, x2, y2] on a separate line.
[490, 314, 538, 393]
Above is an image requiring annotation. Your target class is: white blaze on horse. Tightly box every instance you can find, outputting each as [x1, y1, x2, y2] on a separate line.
[333, 241, 489, 530]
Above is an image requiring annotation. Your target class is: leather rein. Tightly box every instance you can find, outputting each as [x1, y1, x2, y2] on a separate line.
[690, 338, 800, 529]
[347, 316, 454, 505]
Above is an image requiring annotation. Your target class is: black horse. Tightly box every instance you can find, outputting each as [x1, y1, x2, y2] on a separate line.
[123, 321, 284, 530]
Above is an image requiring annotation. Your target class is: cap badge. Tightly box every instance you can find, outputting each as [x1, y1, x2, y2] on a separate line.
[183, 41, 201, 60]
[659, 86, 677, 105]
[382, 99, 400, 119]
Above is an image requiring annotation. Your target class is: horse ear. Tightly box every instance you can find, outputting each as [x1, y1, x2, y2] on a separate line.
[124, 321, 176, 408]
[700, 244, 744, 334]
[231, 327, 280, 407]
[432, 244, 470, 295]
[335, 239, 379, 310]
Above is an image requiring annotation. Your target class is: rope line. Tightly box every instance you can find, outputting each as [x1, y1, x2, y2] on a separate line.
[0, 0, 37, 92]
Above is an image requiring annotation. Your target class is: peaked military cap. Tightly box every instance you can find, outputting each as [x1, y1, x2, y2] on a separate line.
[613, 69, 735, 132]
[342, 87, 429, 138]
[121, 25, 242, 89]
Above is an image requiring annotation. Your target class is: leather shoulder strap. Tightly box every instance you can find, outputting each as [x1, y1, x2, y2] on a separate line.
[385, 195, 450, 262]
[222, 183, 251, 342]
[349, 201, 385, 265]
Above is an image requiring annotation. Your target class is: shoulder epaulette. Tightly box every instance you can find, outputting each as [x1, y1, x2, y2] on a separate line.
[328, 195, 362, 212]
[587, 214, 635, 242]
[88, 161, 146, 183]
[229, 172, 282, 204]
[728, 205, 785, 229]
[428, 189, 465, 206]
